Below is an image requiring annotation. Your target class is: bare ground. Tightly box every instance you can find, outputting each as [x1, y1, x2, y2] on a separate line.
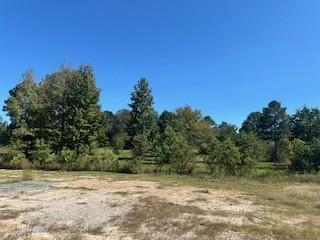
[0, 170, 319, 240]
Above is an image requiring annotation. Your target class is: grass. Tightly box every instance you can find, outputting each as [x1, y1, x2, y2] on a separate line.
[1, 169, 320, 239]
[21, 169, 34, 181]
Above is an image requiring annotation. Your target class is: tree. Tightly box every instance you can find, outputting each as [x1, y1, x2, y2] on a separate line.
[3, 70, 42, 157]
[158, 110, 176, 134]
[217, 122, 237, 142]
[156, 126, 194, 174]
[203, 137, 221, 174]
[40, 65, 102, 153]
[174, 106, 215, 147]
[205, 138, 241, 176]
[63, 65, 101, 153]
[203, 115, 217, 127]
[290, 138, 320, 173]
[0, 118, 9, 146]
[40, 66, 77, 152]
[129, 78, 158, 159]
[236, 132, 266, 166]
[259, 101, 290, 161]
[111, 109, 131, 149]
[290, 139, 312, 173]
[291, 107, 320, 142]
[240, 111, 262, 134]
[174, 106, 202, 143]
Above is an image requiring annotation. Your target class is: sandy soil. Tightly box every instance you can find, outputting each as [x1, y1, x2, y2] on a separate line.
[0, 174, 316, 240]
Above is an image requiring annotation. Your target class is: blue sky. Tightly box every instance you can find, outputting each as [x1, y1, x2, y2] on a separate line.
[1, 0, 320, 126]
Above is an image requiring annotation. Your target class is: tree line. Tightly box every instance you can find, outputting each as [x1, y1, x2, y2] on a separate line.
[0, 64, 319, 175]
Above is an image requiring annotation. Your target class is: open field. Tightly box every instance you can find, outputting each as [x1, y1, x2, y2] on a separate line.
[0, 170, 320, 240]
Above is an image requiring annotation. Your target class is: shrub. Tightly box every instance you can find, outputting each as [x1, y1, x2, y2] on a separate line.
[112, 135, 126, 154]
[1, 149, 27, 169]
[57, 148, 77, 165]
[205, 139, 242, 176]
[236, 133, 266, 173]
[132, 134, 149, 160]
[117, 160, 138, 174]
[290, 138, 320, 173]
[30, 139, 51, 167]
[156, 126, 195, 175]
[73, 149, 120, 172]
[204, 138, 221, 174]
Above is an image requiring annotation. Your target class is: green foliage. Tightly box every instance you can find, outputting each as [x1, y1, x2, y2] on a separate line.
[290, 138, 320, 173]
[112, 134, 126, 154]
[259, 101, 290, 161]
[155, 126, 195, 175]
[291, 107, 320, 142]
[75, 150, 119, 171]
[3, 66, 320, 177]
[203, 137, 221, 174]
[217, 122, 237, 142]
[129, 78, 157, 159]
[30, 139, 52, 167]
[1, 149, 28, 169]
[241, 100, 290, 162]
[290, 139, 312, 173]
[3, 70, 42, 157]
[241, 111, 262, 134]
[40, 65, 102, 153]
[236, 132, 266, 164]
[56, 148, 77, 165]
[205, 138, 257, 176]
[0, 118, 9, 146]
[158, 110, 176, 133]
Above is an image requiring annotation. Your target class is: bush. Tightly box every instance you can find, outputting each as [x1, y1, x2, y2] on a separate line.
[156, 126, 195, 175]
[205, 139, 242, 176]
[56, 148, 77, 165]
[74, 150, 119, 171]
[117, 160, 138, 174]
[132, 134, 150, 160]
[1, 149, 27, 169]
[290, 138, 320, 173]
[290, 139, 310, 173]
[31, 139, 51, 167]
[203, 138, 221, 174]
[112, 134, 126, 154]
[236, 133, 266, 173]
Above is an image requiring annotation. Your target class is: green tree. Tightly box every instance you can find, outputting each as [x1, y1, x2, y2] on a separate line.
[0, 118, 9, 146]
[240, 111, 262, 134]
[290, 139, 312, 173]
[291, 107, 320, 142]
[3, 70, 42, 157]
[110, 109, 131, 149]
[203, 115, 217, 127]
[259, 100, 290, 162]
[40, 66, 77, 152]
[205, 138, 241, 176]
[41, 65, 102, 154]
[174, 106, 215, 148]
[158, 110, 176, 134]
[129, 78, 157, 159]
[156, 126, 194, 174]
[236, 132, 266, 168]
[217, 122, 237, 142]
[63, 65, 101, 153]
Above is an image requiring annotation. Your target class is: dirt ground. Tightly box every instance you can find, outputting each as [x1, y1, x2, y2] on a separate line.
[0, 170, 319, 240]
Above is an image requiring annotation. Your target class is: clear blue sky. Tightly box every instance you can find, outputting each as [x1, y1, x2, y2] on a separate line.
[1, 0, 320, 126]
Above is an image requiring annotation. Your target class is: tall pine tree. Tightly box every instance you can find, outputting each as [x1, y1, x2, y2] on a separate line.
[129, 78, 157, 159]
